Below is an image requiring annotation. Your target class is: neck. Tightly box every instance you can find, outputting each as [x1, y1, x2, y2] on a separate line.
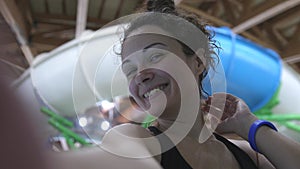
[187, 113, 203, 139]
[156, 109, 205, 140]
[155, 118, 174, 131]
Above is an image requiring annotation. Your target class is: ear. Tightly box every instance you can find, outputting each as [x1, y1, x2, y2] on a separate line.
[194, 48, 206, 75]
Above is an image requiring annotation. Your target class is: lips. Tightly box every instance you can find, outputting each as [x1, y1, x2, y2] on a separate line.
[142, 83, 169, 99]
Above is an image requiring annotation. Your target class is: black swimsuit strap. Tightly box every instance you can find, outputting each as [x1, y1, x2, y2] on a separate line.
[213, 133, 258, 169]
[148, 126, 258, 169]
[148, 126, 162, 135]
[148, 126, 192, 169]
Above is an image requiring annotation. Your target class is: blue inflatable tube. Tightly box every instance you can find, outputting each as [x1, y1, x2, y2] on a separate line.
[203, 27, 281, 112]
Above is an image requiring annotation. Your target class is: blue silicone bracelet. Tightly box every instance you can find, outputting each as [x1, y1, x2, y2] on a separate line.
[248, 120, 277, 153]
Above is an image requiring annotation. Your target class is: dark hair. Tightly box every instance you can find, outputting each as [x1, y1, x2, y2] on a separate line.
[121, 0, 220, 96]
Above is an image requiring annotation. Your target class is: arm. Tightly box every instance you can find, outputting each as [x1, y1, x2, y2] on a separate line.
[48, 146, 162, 169]
[235, 115, 300, 169]
[47, 124, 162, 169]
[205, 93, 300, 169]
[253, 125, 300, 169]
[230, 139, 275, 169]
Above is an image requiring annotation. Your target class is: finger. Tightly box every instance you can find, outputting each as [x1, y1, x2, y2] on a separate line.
[204, 96, 241, 121]
[205, 114, 221, 130]
[204, 96, 212, 105]
[201, 105, 210, 114]
[209, 97, 238, 112]
[225, 93, 239, 103]
[204, 106, 224, 124]
[216, 118, 235, 134]
[211, 93, 240, 105]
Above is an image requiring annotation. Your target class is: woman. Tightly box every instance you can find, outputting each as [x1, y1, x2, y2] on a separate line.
[42, 0, 299, 168]
[117, 0, 300, 169]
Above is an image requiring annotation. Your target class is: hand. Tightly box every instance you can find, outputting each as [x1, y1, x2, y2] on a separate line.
[202, 93, 258, 140]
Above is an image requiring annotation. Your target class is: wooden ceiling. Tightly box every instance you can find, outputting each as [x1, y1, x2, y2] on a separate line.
[1, 0, 300, 79]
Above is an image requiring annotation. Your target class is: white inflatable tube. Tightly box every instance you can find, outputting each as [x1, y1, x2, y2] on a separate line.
[13, 25, 300, 141]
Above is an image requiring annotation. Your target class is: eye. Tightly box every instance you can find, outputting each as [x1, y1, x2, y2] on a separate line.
[124, 67, 137, 77]
[149, 53, 164, 63]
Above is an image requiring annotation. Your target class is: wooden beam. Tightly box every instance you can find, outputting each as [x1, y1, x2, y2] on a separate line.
[62, 0, 66, 15]
[232, 0, 300, 33]
[242, 0, 252, 16]
[115, 0, 125, 19]
[174, 0, 183, 5]
[178, 3, 278, 51]
[76, 0, 89, 38]
[272, 27, 288, 46]
[261, 6, 300, 49]
[31, 43, 57, 52]
[262, 20, 288, 50]
[197, 0, 215, 10]
[0, 0, 33, 65]
[251, 26, 263, 37]
[42, 29, 75, 39]
[45, 0, 49, 14]
[34, 13, 108, 29]
[281, 42, 300, 59]
[240, 31, 278, 52]
[0, 58, 25, 72]
[0, 43, 29, 69]
[262, 7, 300, 48]
[287, 24, 300, 37]
[98, 0, 106, 19]
[273, 10, 300, 29]
[0, 13, 29, 68]
[289, 63, 300, 73]
[211, 0, 222, 17]
[0, 0, 30, 44]
[284, 54, 300, 64]
[264, 5, 300, 28]
[20, 45, 34, 64]
[296, 62, 300, 71]
[248, 26, 278, 49]
[31, 35, 70, 46]
[17, 0, 34, 26]
[221, 0, 237, 24]
[0, 60, 24, 79]
[34, 13, 76, 21]
[31, 34, 68, 53]
[281, 24, 300, 57]
[179, 3, 232, 27]
[32, 24, 73, 36]
[237, 0, 282, 24]
[184, 0, 205, 4]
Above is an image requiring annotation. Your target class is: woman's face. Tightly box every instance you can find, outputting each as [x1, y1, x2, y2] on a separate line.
[121, 26, 203, 120]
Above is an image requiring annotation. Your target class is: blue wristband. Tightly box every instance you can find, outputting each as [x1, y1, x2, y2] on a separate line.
[248, 120, 277, 153]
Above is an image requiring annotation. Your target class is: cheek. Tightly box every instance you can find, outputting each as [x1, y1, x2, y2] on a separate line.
[128, 78, 148, 110]
[128, 78, 138, 97]
[171, 79, 181, 98]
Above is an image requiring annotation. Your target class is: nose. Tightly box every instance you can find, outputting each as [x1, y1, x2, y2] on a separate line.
[135, 70, 154, 85]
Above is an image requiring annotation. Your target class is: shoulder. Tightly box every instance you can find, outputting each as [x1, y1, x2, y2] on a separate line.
[101, 123, 161, 158]
[105, 123, 154, 137]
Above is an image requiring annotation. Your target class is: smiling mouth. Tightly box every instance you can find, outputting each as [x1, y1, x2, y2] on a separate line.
[143, 83, 168, 99]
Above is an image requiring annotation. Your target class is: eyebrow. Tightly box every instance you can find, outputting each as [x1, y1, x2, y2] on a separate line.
[143, 42, 167, 52]
[122, 60, 130, 67]
[122, 42, 167, 67]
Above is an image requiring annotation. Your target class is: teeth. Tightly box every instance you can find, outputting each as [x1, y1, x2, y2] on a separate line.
[147, 88, 160, 98]
[143, 84, 167, 98]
